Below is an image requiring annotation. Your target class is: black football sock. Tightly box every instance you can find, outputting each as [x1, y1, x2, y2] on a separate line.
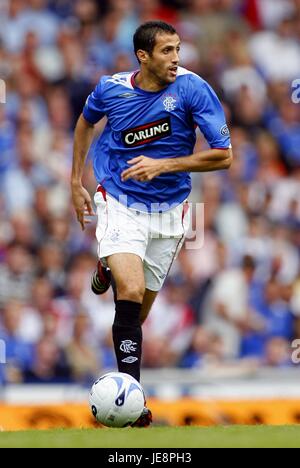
[112, 300, 142, 382]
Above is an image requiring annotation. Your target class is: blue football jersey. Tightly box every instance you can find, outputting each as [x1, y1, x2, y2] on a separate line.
[83, 67, 231, 212]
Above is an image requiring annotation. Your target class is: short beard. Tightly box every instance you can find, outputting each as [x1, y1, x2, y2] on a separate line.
[150, 67, 170, 87]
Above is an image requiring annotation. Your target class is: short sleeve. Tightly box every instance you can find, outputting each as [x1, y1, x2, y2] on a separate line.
[189, 76, 231, 149]
[83, 80, 106, 124]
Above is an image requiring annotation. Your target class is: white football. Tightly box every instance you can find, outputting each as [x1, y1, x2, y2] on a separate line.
[89, 372, 145, 428]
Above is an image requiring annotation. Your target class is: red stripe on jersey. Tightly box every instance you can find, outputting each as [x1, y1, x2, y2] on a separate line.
[130, 71, 139, 88]
[128, 118, 169, 132]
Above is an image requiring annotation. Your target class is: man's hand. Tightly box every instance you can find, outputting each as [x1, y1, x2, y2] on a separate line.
[121, 156, 164, 182]
[71, 184, 95, 230]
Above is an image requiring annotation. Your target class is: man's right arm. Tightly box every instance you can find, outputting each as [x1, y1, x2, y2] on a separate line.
[71, 114, 96, 231]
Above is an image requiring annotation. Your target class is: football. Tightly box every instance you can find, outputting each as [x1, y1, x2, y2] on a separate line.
[89, 372, 145, 428]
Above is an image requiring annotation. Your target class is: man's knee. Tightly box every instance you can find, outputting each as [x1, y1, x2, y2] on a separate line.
[116, 281, 145, 304]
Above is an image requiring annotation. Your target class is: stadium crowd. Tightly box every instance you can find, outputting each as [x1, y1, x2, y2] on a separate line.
[0, 0, 300, 384]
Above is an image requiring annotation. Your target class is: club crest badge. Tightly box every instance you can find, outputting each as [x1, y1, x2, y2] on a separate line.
[162, 94, 177, 112]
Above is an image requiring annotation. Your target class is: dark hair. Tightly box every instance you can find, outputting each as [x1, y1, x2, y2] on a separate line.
[133, 21, 177, 62]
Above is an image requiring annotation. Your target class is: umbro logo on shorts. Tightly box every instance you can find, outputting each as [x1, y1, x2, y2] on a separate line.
[122, 117, 172, 147]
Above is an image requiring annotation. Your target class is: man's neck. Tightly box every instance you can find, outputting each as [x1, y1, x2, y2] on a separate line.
[134, 70, 168, 93]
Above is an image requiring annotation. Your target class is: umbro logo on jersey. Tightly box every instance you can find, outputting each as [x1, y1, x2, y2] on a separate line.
[122, 117, 172, 147]
[118, 92, 137, 99]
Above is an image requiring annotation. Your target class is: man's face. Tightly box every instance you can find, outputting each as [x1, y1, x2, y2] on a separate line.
[142, 33, 181, 85]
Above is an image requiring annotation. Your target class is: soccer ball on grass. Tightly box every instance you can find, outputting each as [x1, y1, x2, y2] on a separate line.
[89, 372, 145, 428]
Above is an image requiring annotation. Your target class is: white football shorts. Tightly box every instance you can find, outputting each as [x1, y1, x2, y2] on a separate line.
[94, 186, 190, 291]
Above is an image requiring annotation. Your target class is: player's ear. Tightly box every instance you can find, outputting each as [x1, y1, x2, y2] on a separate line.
[137, 50, 148, 64]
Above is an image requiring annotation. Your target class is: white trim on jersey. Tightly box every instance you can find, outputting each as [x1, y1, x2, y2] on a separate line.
[176, 66, 198, 78]
[106, 72, 135, 90]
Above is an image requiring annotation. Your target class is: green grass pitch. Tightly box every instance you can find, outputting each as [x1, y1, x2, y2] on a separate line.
[1, 426, 300, 448]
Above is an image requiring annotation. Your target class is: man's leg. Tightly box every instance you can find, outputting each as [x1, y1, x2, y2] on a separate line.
[107, 253, 145, 382]
[141, 201, 191, 320]
[141, 289, 158, 325]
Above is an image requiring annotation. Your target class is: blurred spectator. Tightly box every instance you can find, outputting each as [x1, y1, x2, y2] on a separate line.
[240, 279, 295, 359]
[267, 100, 300, 169]
[259, 280, 294, 340]
[65, 309, 100, 384]
[0, 242, 34, 307]
[0, 300, 33, 383]
[1, 3, 60, 87]
[254, 0, 295, 30]
[37, 242, 66, 293]
[17, 276, 58, 344]
[264, 337, 292, 367]
[180, 326, 226, 368]
[23, 335, 71, 383]
[249, 16, 300, 82]
[2, 127, 53, 214]
[202, 255, 265, 358]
